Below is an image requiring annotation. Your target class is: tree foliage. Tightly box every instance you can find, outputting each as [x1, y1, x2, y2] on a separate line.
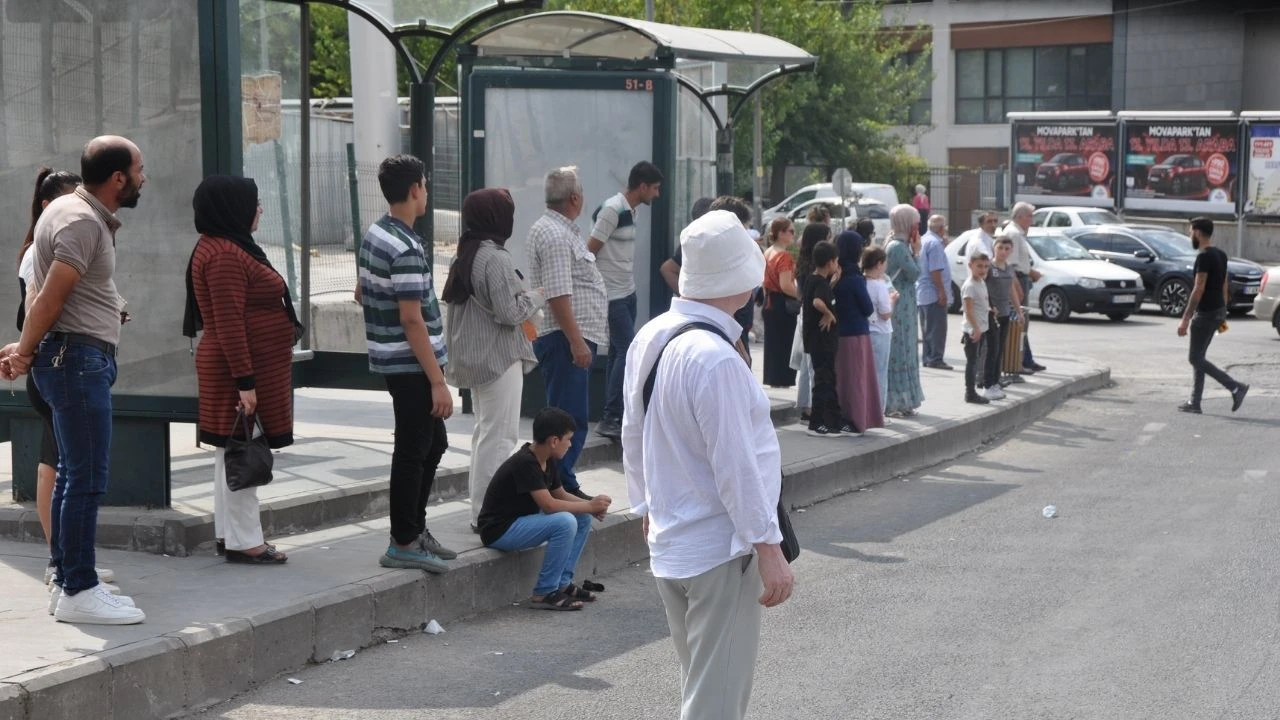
[548, 0, 931, 202]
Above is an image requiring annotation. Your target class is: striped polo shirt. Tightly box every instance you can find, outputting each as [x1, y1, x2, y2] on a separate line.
[357, 215, 447, 374]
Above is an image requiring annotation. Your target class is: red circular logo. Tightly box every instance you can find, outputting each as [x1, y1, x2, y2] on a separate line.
[1205, 153, 1230, 187]
[1087, 152, 1110, 184]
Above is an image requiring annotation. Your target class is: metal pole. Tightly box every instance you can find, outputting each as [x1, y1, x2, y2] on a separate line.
[299, 2, 313, 349]
[645, 0, 654, 21]
[346, 142, 362, 251]
[410, 81, 436, 267]
[751, 0, 763, 228]
[716, 126, 734, 197]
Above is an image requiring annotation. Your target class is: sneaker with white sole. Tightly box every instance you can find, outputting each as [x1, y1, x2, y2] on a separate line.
[983, 386, 1006, 400]
[48, 583, 134, 615]
[54, 584, 145, 625]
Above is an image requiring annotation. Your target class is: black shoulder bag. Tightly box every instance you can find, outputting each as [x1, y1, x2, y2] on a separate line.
[641, 322, 800, 563]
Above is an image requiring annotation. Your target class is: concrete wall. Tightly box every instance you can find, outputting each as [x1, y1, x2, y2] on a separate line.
[1242, 11, 1280, 110]
[1118, 0, 1245, 111]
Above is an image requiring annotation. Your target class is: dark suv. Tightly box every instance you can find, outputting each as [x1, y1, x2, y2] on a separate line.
[1063, 224, 1264, 316]
[1147, 155, 1207, 195]
[1036, 153, 1090, 191]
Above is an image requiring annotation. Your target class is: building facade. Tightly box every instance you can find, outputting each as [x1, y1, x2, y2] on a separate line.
[886, 0, 1280, 227]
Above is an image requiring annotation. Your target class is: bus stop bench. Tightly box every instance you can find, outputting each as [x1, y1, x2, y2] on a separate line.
[0, 392, 197, 508]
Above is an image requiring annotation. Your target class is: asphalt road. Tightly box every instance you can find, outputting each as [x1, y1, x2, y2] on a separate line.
[200, 308, 1280, 720]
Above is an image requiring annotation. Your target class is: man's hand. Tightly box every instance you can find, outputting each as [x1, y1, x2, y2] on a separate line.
[429, 380, 454, 419]
[756, 544, 795, 608]
[937, 295, 948, 308]
[1177, 318, 1189, 337]
[589, 494, 612, 521]
[238, 389, 258, 415]
[1, 343, 32, 378]
[570, 337, 592, 369]
[972, 328, 983, 343]
[1029, 269, 1043, 282]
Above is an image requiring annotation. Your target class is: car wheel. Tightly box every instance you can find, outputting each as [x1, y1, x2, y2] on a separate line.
[948, 282, 962, 314]
[1106, 312, 1130, 321]
[1158, 278, 1190, 317]
[1039, 287, 1071, 323]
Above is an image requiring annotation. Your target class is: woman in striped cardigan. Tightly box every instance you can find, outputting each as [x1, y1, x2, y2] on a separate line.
[442, 188, 545, 530]
[184, 176, 302, 564]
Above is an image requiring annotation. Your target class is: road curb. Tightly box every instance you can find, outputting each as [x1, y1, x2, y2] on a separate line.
[0, 368, 1104, 719]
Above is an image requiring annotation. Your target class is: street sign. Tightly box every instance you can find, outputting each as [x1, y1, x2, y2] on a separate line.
[832, 168, 853, 198]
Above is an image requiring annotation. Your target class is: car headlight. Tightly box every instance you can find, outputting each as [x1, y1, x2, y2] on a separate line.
[1077, 278, 1104, 289]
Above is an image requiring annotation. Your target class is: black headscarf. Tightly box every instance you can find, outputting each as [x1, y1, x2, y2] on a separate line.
[441, 187, 516, 305]
[836, 230, 866, 275]
[182, 175, 302, 339]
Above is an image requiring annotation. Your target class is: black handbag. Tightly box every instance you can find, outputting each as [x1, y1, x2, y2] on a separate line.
[224, 409, 274, 492]
[641, 322, 800, 563]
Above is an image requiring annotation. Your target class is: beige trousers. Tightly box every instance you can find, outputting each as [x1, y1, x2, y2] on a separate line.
[469, 361, 524, 524]
[655, 555, 764, 720]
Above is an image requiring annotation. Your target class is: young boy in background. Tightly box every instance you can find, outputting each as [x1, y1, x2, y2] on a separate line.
[962, 251, 999, 405]
[802, 241, 843, 436]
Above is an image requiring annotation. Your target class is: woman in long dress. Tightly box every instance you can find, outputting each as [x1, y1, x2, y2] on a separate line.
[761, 217, 799, 387]
[883, 204, 925, 417]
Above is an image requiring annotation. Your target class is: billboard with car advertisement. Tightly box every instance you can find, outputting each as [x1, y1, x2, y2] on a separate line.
[1245, 123, 1280, 217]
[1123, 121, 1239, 214]
[1011, 121, 1118, 207]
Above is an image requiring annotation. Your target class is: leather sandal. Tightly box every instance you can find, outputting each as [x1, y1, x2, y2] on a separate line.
[225, 546, 288, 564]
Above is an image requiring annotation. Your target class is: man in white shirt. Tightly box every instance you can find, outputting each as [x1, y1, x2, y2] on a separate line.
[954, 211, 998, 262]
[1004, 202, 1046, 373]
[622, 210, 795, 720]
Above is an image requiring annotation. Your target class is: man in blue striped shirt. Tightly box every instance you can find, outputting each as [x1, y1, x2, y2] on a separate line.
[357, 154, 457, 573]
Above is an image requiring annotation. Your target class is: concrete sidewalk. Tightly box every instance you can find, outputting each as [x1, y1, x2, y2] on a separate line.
[0, 352, 1108, 720]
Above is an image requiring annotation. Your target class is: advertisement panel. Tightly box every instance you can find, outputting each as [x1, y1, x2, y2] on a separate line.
[1011, 121, 1118, 207]
[1245, 123, 1280, 217]
[1123, 121, 1239, 214]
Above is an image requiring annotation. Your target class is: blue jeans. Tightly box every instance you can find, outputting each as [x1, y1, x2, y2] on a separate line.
[533, 331, 597, 492]
[490, 511, 593, 596]
[32, 341, 117, 596]
[603, 293, 637, 423]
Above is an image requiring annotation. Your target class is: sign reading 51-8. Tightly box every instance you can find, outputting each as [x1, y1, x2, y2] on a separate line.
[624, 78, 654, 91]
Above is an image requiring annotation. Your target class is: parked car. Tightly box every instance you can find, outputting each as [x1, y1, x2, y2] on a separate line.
[1251, 267, 1280, 336]
[789, 197, 891, 241]
[1063, 224, 1265, 317]
[945, 228, 1143, 322]
[1148, 154, 1207, 195]
[1035, 153, 1090, 191]
[1031, 206, 1122, 229]
[761, 183, 836, 226]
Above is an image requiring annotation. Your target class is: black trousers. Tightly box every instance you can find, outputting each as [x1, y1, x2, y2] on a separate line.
[1188, 308, 1237, 404]
[385, 373, 449, 546]
[809, 346, 841, 430]
[963, 315, 1001, 395]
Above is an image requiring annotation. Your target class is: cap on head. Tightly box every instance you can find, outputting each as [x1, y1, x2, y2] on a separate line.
[678, 210, 765, 300]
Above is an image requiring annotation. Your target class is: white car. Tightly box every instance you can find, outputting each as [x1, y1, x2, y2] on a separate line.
[945, 228, 1144, 322]
[761, 183, 837, 226]
[1031, 206, 1122, 229]
[788, 197, 891, 241]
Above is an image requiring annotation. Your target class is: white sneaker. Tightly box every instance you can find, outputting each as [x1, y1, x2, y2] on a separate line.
[54, 584, 144, 625]
[44, 566, 55, 585]
[96, 567, 115, 583]
[983, 386, 1006, 400]
[47, 583, 135, 615]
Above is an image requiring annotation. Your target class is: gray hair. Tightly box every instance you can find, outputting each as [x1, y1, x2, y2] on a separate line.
[889, 203, 920, 241]
[915, 184, 926, 195]
[545, 166, 582, 207]
[927, 214, 947, 234]
[1011, 201, 1035, 219]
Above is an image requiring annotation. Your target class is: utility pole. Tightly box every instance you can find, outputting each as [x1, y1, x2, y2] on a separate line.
[645, 0, 654, 21]
[752, 0, 763, 229]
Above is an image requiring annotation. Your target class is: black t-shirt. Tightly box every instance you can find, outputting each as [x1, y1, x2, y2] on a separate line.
[477, 444, 561, 546]
[1193, 247, 1229, 313]
[802, 273, 837, 354]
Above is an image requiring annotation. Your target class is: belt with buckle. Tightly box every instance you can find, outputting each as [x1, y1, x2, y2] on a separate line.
[43, 332, 117, 357]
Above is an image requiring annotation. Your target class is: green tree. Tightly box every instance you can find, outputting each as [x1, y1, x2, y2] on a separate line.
[309, 4, 352, 98]
[549, 0, 930, 203]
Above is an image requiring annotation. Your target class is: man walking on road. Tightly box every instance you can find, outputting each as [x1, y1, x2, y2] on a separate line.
[1005, 203, 1046, 373]
[1177, 217, 1249, 414]
[918, 214, 953, 370]
[623, 209, 795, 720]
[529, 166, 608, 499]
[1, 136, 146, 624]
[588, 161, 663, 441]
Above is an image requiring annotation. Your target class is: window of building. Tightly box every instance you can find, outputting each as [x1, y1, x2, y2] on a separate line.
[955, 44, 1111, 124]
[897, 50, 933, 125]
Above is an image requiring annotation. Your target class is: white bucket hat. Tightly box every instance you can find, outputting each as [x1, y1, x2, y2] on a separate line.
[678, 210, 765, 300]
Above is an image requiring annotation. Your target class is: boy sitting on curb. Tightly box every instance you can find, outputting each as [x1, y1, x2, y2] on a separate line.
[478, 407, 612, 610]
